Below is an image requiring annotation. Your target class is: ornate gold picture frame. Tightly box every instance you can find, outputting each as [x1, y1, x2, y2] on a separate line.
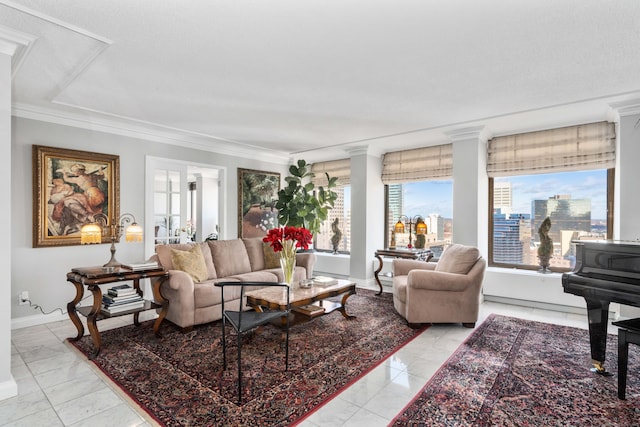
[237, 168, 280, 238]
[32, 145, 120, 247]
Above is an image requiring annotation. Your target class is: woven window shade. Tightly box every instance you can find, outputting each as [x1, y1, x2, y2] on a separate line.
[487, 121, 616, 177]
[311, 158, 350, 186]
[381, 144, 453, 184]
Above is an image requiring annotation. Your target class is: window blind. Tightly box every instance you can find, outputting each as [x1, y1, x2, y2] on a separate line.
[487, 121, 615, 177]
[311, 158, 350, 186]
[381, 144, 453, 184]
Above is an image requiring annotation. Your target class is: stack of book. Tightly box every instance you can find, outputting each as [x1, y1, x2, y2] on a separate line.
[102, 284, 145, 314]
[312, 276, 338, 286]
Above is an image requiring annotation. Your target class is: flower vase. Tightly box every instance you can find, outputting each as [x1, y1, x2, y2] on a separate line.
[280, 240, 297, 290]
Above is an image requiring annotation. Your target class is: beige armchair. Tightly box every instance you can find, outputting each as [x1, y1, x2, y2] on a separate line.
[392, 244, 486, 328]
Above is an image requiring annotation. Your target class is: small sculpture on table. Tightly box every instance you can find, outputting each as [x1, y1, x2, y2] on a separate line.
[331, 218, 342, 254]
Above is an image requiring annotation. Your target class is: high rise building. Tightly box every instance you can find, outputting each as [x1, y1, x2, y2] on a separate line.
[387, 184, 403, 239]
[316, 186, 349, 251]
[532, 195, 591, 246]
[426, 214, 444, 240]
[493, 210, 526, 264]
[494, 181, 512, 215]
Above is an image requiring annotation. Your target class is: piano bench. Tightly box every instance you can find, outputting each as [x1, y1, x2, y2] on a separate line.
[612, 318, 640, 400]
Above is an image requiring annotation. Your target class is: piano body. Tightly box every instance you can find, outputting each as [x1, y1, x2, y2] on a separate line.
[562, 240, 640, 374]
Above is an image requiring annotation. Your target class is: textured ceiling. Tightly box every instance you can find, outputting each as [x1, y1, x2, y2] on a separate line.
[3, 0, 640, 162]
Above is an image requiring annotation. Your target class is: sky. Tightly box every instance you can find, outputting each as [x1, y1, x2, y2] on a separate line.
[397, 169, 607, 220]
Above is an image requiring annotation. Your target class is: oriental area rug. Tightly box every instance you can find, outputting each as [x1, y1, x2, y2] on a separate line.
[391, 314, 640, 426]
[69, 288, 427, 426]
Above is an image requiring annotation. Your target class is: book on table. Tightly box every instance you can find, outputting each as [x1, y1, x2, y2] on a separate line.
[102, 294, 142, 305]
[293, 304, 326, 317]
[101, 300, 145, 314]
[107, 284, 137, 296]
[121, 261, 159, 271]
[312, 276, 338, 286]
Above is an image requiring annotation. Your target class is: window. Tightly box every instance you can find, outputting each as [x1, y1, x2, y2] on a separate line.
[312, 159, 351, 253]
[490, 170, 613, 270]
[385, 181, 453, 257]
[487, 122, 615, 271]
[382, 144, 454, 257]
[315, 184, 351, 253]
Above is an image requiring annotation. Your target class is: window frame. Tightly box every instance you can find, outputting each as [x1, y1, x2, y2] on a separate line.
[488, 168, 614, 272]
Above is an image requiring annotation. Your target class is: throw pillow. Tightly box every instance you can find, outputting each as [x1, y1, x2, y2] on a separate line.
[263, 242, 281, 269]
[435, 244, 480, 275]
[170, 244, 208, 283]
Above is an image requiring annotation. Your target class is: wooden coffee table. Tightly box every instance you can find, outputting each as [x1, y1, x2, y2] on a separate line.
[245, 279, 356, 325]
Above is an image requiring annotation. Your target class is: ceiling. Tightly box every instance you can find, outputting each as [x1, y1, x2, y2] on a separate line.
[3, 0, 640, 163]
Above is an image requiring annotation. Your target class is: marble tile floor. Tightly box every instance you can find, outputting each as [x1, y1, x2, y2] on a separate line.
[4, 285, 614, 427]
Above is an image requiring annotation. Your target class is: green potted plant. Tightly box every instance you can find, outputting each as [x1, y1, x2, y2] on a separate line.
[275, 159, 338, 236]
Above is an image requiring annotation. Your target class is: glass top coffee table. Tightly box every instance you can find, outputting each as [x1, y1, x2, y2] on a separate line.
[245, 279, 356, 324]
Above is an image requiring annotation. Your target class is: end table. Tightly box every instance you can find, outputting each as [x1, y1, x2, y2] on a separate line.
[373, 248, 433, 295]
[66, 266, 169, 359]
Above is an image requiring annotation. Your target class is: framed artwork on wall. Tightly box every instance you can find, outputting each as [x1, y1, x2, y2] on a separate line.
[32, 145, 120, 247]
[237, 168, 280, 238]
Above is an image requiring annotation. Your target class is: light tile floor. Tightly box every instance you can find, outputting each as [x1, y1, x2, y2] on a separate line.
[3, 284, 616, 427]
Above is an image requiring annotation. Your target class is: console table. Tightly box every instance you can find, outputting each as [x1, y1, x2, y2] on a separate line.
[66, 266, 169, 359]
[373, 248, 433, 295]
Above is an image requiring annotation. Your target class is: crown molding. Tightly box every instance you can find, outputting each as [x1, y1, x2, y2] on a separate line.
[0, 25, 36, 77]
[609, 99, 640, 117]
[444, 125, 489, 143]
[12, 102, 291, 165]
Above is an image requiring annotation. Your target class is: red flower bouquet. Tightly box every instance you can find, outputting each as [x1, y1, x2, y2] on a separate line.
[263, 226, 313, 252]
[263, 226, 312, 285]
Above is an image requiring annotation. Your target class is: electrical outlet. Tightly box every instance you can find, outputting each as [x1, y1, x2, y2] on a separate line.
[19, 291, 29, 305]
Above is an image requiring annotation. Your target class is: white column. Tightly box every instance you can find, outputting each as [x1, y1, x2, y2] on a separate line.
[0, 33, 19, 400]
[446, 127, 488, 252]
[611, 101, 640, 240]
[347, 146, 384, 280]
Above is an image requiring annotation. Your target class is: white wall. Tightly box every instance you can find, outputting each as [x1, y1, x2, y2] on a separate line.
[10, 117, 288, 327]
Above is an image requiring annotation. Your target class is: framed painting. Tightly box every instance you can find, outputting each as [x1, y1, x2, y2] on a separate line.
[33, 145, 120, 247]
[237, 168, 280, 238]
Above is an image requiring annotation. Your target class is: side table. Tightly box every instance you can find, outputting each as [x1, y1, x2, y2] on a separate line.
[66, 266, 169, 359]
[373, 248, 433, 295]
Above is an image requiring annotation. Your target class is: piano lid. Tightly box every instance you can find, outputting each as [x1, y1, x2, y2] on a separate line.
[571, 239, 640, 283]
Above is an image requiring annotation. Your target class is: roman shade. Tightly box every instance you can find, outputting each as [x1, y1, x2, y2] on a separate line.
[311, 158, 350, 186]
[487, 121, 616, 177]
[381, 144, 453, 184]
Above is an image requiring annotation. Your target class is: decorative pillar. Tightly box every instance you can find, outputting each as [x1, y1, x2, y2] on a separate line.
[347, 146, 384, 280]
[445, 126, 488, 251]
[0, 26, 30, 400]
[611, 100, 640, 240]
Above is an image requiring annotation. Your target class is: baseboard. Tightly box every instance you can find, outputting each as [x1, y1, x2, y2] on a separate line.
[0, 378, 18, 401]
[11, 311, 69, 330]
[484, 295, 589, 316]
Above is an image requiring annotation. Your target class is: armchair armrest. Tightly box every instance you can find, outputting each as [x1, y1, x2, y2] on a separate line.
[393, 259, 436, 276]
[407, 269, 473, 292]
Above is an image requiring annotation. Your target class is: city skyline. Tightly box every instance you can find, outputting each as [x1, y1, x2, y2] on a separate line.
[397, 169, 606, 221]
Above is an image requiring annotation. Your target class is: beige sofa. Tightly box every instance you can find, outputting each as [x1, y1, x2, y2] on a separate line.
[150, 237, 316, 330]
[392, 244, 486, 328]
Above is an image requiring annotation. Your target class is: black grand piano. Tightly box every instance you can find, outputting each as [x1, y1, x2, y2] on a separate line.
[562, 240, 640, 374]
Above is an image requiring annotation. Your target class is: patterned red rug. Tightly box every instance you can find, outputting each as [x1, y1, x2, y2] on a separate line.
[391, 314, 640, 426]
[68, 288, 426, 426]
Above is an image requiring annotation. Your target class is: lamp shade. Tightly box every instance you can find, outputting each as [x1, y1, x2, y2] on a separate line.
[80, 223, 102, 244]
[125, 223, 143, 242]
[394, 220, 405, 234]
[416, 220, 427, 235]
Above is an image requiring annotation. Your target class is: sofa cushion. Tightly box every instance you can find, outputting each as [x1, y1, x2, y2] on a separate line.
[208, 239, 252, 277]
[435, 244, 480, 275]
[155, 242, 216, 279]
[242, 237, 266, 271]
[263, 242, 280, 269]
[171, 244, 208, 283]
